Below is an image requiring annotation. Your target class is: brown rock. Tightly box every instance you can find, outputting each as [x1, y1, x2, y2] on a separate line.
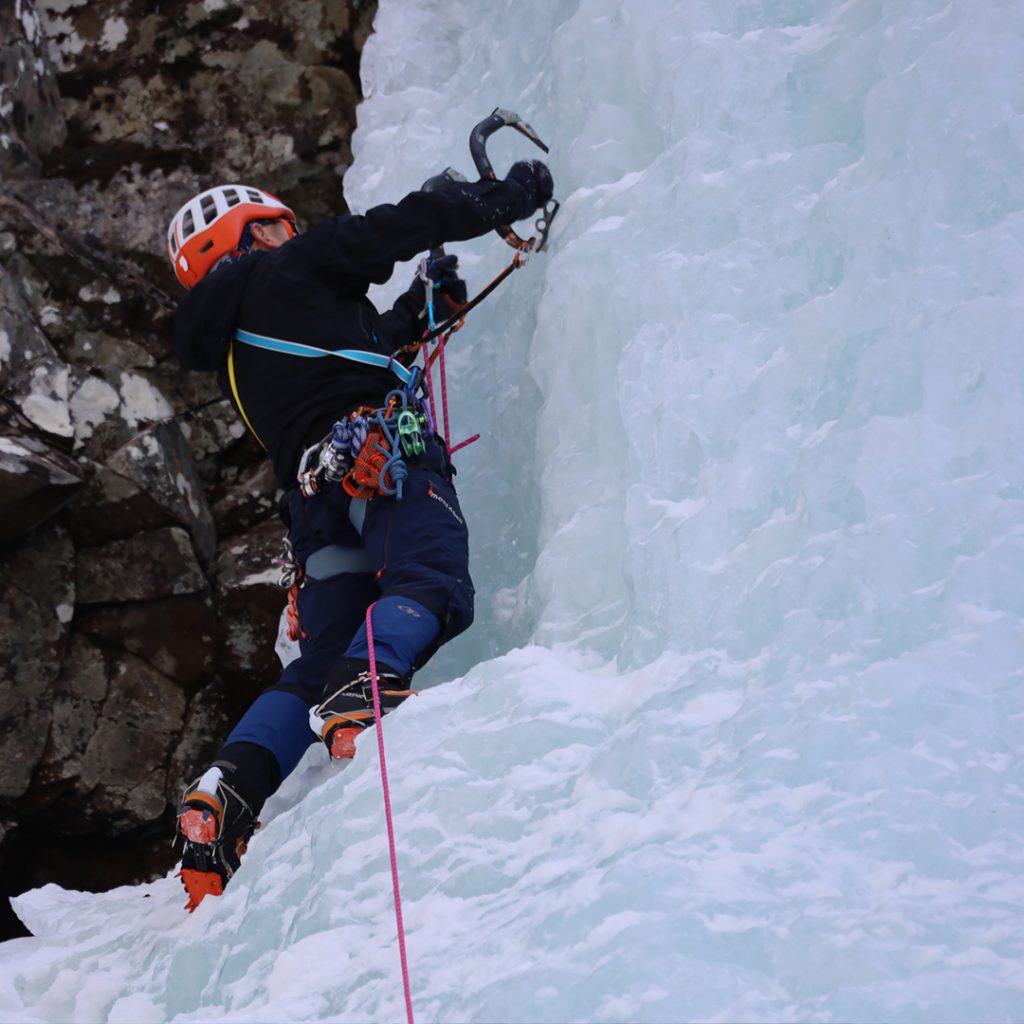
[106, 418, 217, 562]
[212, 517, 288, 688]
[0, 0, 66, 179]
[168, 678, 242, 800]
[0, 521, 74, 800]
[0, 0, 378, 935]
[77, 592, 217, 692]
[79, 651, 186, 828]
[76, 526, 206, 604]
[66, 460, 176, 547]
[0, 434, 83, 549]
[0, 263, 74, 446]
[35, 634, 108, 792]
[212, 459, 280, 535]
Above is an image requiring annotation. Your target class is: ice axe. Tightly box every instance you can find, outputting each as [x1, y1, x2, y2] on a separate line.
[422, 107, 559, 255]
[470, 107, 559, 252]
[409, 109, 559, 346]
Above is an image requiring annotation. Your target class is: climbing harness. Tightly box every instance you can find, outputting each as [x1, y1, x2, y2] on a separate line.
[296, 386, 430, 502]
[232, 327, 415, 385]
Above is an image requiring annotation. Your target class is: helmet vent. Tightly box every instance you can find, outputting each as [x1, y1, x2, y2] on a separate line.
[200, 194, 218, 224]
[182, 209, 195, 239]
[226, 189, 242, 207]
[247, 189, 264, 203]
[198, 240, 214, 253]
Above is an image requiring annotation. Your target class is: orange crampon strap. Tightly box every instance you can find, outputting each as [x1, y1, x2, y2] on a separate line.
[179, 799, 221, 844]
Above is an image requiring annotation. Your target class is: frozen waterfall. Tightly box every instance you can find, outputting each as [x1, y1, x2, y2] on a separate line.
[4, 1, 1023, 1021]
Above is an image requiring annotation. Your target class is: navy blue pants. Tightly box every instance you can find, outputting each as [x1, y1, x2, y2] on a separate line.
[223, 440, 474, 782]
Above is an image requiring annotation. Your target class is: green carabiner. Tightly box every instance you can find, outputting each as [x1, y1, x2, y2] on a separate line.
[397, 409, 425, 457]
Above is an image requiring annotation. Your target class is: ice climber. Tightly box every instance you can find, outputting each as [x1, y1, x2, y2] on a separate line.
[166, 162, 554, 911]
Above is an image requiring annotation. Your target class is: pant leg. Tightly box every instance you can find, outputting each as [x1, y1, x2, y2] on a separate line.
[341, 441, 475, 675]
[219, 487, 380, 789]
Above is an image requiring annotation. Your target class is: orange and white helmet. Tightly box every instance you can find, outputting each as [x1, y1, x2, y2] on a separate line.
[167, 184, 297, 288]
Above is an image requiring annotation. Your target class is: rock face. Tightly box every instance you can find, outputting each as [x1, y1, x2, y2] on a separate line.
[0, 0, 376, 938]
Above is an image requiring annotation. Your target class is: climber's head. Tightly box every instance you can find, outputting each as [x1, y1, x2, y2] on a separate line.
[166, 184, 298, 289]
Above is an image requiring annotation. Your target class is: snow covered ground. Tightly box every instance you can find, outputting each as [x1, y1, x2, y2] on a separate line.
[5, 0, 1024, 1021]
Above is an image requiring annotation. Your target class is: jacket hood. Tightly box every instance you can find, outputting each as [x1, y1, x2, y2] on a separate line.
[172, 253, 264, 372]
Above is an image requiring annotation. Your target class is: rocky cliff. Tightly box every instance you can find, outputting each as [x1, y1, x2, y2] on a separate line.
[0, 0, 375, 938]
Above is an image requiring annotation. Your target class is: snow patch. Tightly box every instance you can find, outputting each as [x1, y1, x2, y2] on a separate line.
[0, 437, 30, 467]
[98, 17, 128, 50]
[20, 392, 72, 437]
[69, 375, 119, 442]
[17, 0, 40, 44]
[39, 306, 62, 328]
[957, 603, 1005, 625]
[118, 374, 172, 429]
[174, 472, 202, 518]
[240, 567, 281, 587]
[77, 283, 122, 304]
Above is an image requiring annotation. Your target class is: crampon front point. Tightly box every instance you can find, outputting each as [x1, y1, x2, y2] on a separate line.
[178, 867, 224, 913]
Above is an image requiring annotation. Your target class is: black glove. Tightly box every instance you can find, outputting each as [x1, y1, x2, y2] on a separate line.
[424, 252, 467, 308]
[505, 159, 555, 219]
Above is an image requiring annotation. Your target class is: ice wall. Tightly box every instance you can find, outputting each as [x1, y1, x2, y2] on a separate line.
[351, 0, 1024, 683]
[4, 1, 1024, 1021]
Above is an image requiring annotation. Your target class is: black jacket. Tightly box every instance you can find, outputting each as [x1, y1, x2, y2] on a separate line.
[172, 178, 530, 486]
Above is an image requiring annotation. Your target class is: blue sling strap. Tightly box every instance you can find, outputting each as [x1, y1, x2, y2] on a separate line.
[233, 327, 414, 386]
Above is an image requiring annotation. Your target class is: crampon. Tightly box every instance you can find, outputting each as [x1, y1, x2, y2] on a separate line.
[309, 659, 416, 761]
[176, 767, 258, 912]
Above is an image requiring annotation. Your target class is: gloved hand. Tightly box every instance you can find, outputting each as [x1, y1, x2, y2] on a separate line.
[505, 159, 555, 219]
[424, 252, 467, 309]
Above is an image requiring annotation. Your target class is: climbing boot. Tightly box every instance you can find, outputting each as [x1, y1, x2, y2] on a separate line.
[308, 656, 415, 760]
[176, 765, 258, 912]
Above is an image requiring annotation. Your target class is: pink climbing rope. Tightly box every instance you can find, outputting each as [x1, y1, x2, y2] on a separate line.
[425, 333, 480, 456]
[436, 334, 452, 447]
[448, 433, 481, 456]
[365, 603, 415, 1024]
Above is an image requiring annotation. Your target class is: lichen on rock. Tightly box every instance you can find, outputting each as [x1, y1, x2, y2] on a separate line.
[0, 0, 377, 934]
